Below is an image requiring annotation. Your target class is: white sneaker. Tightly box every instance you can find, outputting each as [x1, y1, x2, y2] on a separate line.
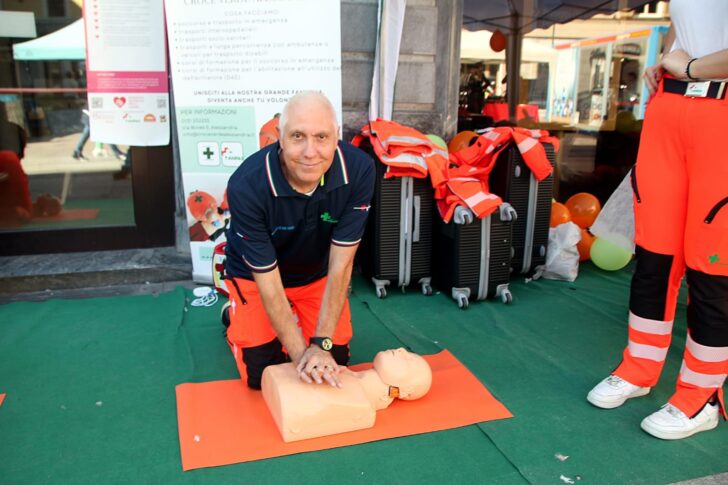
[641, 402, 720, 440]
[587, 375, 650, 409]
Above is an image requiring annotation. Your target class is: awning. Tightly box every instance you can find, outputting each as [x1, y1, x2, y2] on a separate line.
[460, 29, 557, 64]
[463, 1, 652, 34]
[12, 19, 85, 61]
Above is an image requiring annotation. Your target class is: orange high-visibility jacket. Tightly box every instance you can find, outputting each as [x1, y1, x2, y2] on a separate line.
[438, 127, 557, 222]
[352, 119, 449, 191]
[438, 163, 503, 223]
[451, 127, 558, 182]
[353, 122, 557, 224]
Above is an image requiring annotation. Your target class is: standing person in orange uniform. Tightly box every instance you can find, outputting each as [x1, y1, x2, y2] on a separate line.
[587, 0, 728, 440]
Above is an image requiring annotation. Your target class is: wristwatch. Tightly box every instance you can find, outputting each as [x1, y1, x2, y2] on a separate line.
[309, 336, 333, 351]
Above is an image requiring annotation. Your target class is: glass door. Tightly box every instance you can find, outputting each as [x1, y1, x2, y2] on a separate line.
[0, 3, 174, 255]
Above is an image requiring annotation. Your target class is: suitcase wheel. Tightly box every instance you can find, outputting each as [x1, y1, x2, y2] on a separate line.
[372, 278, 390, 299]
[500, 289, 513, 305]
[421, 282, 433, 296]
[456, 293, 469, 309]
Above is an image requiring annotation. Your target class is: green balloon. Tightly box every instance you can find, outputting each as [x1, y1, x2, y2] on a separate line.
[590, 237, 632, 271]
[427, 134, 447, 150]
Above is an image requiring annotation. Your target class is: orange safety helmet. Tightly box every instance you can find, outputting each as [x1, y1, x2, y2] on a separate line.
[187, 190, 218, 222]
[448, 130, 479, 154]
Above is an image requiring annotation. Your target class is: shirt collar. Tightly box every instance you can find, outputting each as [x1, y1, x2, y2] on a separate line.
[265, 141, 350, 197]
[264, 143, 294, 198]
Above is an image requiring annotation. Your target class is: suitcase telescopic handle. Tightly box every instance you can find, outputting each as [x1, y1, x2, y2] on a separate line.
[412, 195, 421, 242]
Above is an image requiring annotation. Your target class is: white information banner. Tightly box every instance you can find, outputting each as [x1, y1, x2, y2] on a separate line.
[165, 0, 343, 283]
[84, 0, 170, 146]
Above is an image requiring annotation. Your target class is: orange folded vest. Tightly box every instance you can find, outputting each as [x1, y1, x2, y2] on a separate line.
[438, 127, 558, 223]
[352, 119, 449, 190]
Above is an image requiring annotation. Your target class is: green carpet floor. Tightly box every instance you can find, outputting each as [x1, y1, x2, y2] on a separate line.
[0, 264, 726, 484]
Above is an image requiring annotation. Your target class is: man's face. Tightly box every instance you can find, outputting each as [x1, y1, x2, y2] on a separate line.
[278, 100, 338, 193]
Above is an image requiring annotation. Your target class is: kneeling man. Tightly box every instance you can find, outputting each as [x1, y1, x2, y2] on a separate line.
[224, 91, 375, 389]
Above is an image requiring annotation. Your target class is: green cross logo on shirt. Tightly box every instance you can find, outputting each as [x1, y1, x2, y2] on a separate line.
[320, 212, 338, 223]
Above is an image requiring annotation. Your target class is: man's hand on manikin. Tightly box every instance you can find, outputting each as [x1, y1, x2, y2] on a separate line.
[295, 345, 342, 388]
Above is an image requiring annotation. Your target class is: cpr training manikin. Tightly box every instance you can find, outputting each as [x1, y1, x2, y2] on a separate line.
[261, 347, 433, 442]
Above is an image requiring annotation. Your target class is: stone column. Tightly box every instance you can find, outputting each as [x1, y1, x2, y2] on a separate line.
[341, 0, 462, 140]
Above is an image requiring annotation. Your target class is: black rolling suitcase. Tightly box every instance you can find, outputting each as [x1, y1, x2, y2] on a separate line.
[489, 142, 556, 275]
[359, 155, 434, 298]
[433, 204, 516, 309]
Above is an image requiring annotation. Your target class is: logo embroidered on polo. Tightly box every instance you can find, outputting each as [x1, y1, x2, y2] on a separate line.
[708, 253, 728, 265]
[353, 204, 371, 211]
[271, 225, 295, 236]
[320, 212, 338, 223]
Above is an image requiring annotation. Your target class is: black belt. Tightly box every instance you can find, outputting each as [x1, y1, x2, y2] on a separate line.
[663, 78, 727, 99]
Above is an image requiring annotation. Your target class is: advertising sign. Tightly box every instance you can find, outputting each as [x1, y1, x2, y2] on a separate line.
[165, 0, 343, 282]
[84, 0, 170, 146]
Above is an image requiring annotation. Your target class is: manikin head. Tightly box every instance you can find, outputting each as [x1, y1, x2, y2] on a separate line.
[277, 91, 339, 194]
[373, 348, 432, 400]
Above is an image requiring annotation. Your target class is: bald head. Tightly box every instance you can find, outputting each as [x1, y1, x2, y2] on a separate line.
[279, 91, 338, 135]
[275, 91, 340, 194]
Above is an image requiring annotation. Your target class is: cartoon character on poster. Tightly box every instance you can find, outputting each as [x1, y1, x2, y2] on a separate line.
[186, 190, 229, 242]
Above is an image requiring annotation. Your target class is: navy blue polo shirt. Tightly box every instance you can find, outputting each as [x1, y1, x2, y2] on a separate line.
[225, 140, 375, 287]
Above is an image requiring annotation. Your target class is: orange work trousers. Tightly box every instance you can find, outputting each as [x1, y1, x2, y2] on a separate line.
[613, 78, 728, 418]
[224, 276, 352, 387]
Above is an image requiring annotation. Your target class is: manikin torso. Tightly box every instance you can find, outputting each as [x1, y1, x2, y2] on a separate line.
[261, 348, 432, 442]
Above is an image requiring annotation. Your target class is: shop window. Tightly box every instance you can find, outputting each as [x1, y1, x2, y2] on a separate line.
[1, 23, 134, 235]
[547, 30, 663, 206]
[1, 9, 174, 254]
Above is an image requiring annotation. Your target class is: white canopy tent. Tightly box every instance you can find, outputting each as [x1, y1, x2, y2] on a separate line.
[461, 29, 557, 64]
[12, 19, 85, 61]
[461, 29, 557, 108]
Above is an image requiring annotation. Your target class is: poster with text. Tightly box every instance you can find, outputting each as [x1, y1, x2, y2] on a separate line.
[550, 49, 577, 124]
[165, 0, 343, 283]
[84, 0, 170, 145]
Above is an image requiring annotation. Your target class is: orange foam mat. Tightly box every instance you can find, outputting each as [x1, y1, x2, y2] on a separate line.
[175, 350, 512, 471]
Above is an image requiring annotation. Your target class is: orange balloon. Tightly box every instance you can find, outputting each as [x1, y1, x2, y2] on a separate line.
[550, 202, 571, 228]
[490, 30, 506, 53]
[448, 131, 478, 154]
[565, 192, 601, 229]
[577, 228, 596, 261]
